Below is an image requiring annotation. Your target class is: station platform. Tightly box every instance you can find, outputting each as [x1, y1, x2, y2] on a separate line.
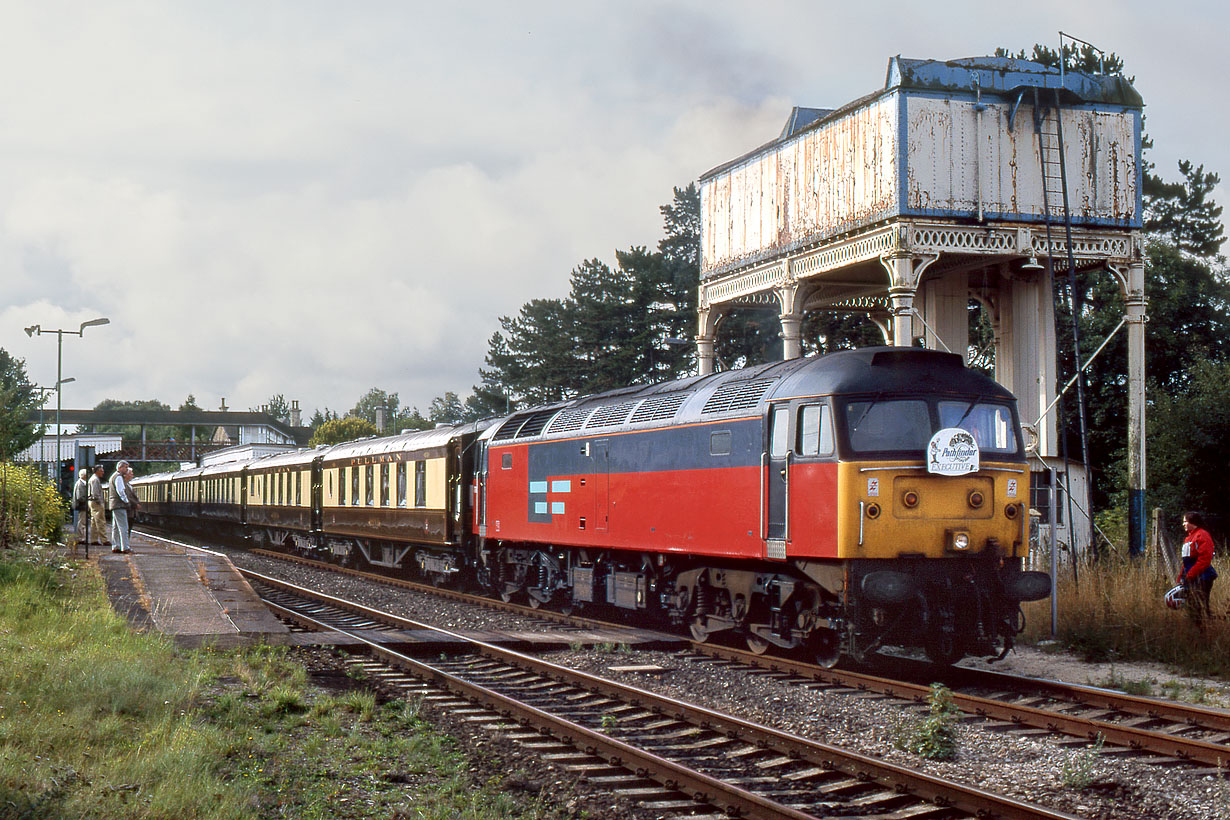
[94, 532, 290, 649]
[93, 532, 689, 653]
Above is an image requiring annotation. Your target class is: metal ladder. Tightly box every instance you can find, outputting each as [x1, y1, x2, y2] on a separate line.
[1032, 84, 1092, 544]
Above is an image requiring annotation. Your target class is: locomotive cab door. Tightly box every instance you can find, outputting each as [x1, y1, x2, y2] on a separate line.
[765, 403, 791, 553]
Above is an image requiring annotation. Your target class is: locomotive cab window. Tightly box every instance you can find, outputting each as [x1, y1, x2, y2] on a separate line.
[797, 404, 834, 457]
[769, 406, 790, 458]
[709, 430, 731, 456]
[844, 399, 931, 453]
[938, 401, 1019, 454]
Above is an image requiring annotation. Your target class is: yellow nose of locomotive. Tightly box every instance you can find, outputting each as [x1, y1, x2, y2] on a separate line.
[838, 461, 1026, 559]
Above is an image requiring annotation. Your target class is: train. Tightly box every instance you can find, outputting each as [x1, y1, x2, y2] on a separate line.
[132, 346, 1051, 666]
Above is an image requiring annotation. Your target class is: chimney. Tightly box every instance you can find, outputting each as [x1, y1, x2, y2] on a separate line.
[220, 398, 228, 412]
[375, 406, 386, 433]
[290, 400, 301, 427]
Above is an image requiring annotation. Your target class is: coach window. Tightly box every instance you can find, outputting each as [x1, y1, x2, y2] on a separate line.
[415, 461, 427, 507]
[351, 467, 360, 506]
[798, 404, 834, 457]
[364, 464, 374, 506]
[337, 469, 346, 506]
[380, 464, 390, 507]
[397, 463, 407, 507]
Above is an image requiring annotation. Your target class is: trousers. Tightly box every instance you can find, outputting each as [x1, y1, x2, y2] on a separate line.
[111, 508, 129, 552]
[88, 501, 107, 543]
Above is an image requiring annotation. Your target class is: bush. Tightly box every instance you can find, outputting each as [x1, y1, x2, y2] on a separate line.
[0, 463, 65, 545]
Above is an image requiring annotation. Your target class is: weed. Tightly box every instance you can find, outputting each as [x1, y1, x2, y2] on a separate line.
[599, 714, 618, 732]
[896, 683, 960, 760]
[1061, 734, 1105, 789]
[569, 640, 585, 652]
[595, 642, 615, 653]
[1093, 666, 1154, 696]
[346, 662, 369, 681]
[263, 684, 306, 715]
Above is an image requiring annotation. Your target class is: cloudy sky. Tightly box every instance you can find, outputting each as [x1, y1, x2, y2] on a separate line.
[2, 1, 1223, 422]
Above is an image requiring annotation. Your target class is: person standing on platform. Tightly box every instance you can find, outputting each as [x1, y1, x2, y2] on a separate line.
[107, 460, 134, 553]
[72, 466, 89, 544]
[1179, 511, 1218, 625]
[122, 463, 140, 536]
[88, 465, 108, 546]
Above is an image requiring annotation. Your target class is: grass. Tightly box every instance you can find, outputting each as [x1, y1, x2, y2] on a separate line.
[1022, 552, 1230, 678]
[0, 543, 577, 819]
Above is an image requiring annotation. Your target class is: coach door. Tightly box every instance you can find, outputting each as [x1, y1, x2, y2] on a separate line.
[765, 403, 790, 555]
[310, 458, 323, 533]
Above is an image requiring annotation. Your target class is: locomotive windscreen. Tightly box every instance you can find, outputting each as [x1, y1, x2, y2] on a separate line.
[842, 397, 1021, 456]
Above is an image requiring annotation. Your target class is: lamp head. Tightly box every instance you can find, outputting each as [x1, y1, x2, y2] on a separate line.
[1021, 257, 1045, 272]
[79, 317, 110, 332]
[24, 325, 39, 337]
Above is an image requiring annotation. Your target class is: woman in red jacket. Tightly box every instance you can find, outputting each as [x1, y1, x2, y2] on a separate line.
[1179, 511, 1218, 624]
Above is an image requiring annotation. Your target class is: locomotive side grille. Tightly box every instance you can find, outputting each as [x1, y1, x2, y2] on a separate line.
[701, 378, 777, 414]
[586, 401, 637, 428]
[515, 409, 559, 438]
[547, 407, 593, 433]
[630, 394, 687, 423]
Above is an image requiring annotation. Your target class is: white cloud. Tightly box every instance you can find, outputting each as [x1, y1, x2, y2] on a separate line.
[0, 0, 1224, 420]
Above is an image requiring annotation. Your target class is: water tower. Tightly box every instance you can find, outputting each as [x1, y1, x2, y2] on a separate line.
[696, 56, 1145, 555]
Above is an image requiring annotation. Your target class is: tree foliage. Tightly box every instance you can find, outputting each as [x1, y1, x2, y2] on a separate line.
[0, 350, 40, 460]
[307, 416, 378, 447]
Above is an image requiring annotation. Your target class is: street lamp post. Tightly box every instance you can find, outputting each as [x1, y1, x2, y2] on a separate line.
[25, 318, 109, 494]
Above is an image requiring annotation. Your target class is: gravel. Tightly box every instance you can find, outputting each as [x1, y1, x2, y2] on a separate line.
[219, 544, 1230, 820]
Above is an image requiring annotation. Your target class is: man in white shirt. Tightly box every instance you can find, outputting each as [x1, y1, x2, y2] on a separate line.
[107, 461, 133, 553]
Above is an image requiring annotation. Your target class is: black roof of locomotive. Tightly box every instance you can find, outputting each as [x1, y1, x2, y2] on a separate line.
[485, 347, 1016, 444]
[769, 347, 1016, 402]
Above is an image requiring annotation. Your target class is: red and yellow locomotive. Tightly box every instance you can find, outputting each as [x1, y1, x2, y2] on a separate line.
[135, 346, 1049, 665]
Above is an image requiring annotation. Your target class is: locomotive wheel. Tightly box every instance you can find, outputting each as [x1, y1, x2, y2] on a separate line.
[689, 618, 711, 642]
[745, 632, 770, 655]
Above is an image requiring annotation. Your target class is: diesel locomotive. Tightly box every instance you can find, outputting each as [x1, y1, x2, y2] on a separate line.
[133, 347, 1051, 665]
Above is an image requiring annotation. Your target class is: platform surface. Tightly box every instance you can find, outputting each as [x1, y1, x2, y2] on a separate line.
[95, 533, 289, 646]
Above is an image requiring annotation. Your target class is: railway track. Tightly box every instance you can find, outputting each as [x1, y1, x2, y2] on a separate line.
[234, 543, 1230, 773]
[244, 568, 1081, 820]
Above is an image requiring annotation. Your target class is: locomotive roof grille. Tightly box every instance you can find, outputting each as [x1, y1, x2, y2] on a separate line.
[514, 409, 558, 438]
[547, 407, 593, 433]
[629, 393, 687, 423]
[492, 415, 529, 441]
[586, 401, 638, 428]
[701, 378, 778, 414]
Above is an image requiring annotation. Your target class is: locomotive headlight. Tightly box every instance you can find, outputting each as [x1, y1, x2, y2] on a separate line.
[948, 530, 971, 551]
